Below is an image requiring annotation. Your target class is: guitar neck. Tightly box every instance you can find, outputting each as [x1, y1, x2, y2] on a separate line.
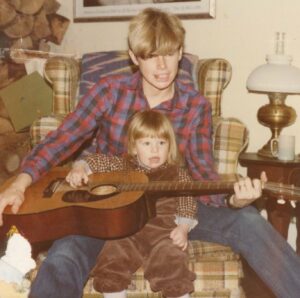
[117, 180, 300, 200]
[41, 170, 300, 202]
[118, 180, 236, 196]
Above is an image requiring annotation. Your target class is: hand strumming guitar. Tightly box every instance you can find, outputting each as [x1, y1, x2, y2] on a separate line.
[0, 173, 32, 226]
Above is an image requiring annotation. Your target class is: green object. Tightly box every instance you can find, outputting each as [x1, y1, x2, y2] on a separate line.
[0, 71, 52, 132]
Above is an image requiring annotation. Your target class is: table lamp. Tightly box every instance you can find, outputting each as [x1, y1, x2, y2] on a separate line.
[246, 32, 300, 158]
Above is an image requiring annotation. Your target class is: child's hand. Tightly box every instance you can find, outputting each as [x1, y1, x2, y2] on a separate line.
[170, 224, 190, 251]
[66, 162, 89, 188]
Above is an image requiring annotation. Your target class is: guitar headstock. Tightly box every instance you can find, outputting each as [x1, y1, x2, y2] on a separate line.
[263, 182, 300, 202]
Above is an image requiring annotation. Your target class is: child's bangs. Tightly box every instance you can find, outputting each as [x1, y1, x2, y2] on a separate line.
[134, 123, 169, 140]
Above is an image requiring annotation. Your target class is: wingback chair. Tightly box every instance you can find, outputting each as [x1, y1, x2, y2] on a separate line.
[29, 51, 249, 298]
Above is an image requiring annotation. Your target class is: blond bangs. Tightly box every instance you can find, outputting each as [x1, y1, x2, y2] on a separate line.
[131, 121, 170, 140]
[128, 8, 185, 58]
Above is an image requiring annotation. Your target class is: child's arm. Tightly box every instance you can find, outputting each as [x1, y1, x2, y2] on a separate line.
[175, 167, 198, 228]
[66, 153, 125, 188]
[170, 167, 198, 251]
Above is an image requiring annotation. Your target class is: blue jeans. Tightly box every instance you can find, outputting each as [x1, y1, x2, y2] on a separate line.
[29, 235, 104, 298]
[189, 202, 300, 298]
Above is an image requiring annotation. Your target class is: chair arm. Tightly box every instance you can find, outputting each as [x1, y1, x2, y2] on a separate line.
[196, 59, 232, 119]
[29, 57, 80, 148]
[213, 117, 249, 175]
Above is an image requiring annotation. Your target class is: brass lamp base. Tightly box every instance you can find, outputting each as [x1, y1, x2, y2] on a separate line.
[256, 92, 296, 158]
[257, 141, 276, 158]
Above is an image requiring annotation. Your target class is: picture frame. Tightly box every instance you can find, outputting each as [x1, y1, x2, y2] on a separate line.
[73, 0, 216, 22]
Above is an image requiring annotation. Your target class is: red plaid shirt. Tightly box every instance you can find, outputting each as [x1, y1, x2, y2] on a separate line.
[22, 71, 225, 206]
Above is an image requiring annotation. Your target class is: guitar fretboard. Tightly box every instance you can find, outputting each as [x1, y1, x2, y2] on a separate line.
[116, 180, 235, 195]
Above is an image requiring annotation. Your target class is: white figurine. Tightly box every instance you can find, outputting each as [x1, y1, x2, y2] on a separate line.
[0, 228, 36, 296]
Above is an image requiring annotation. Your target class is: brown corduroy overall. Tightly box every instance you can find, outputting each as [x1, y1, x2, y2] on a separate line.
[91, 196, 196, 297]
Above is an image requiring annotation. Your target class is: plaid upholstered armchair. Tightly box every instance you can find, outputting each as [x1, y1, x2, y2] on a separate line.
[30, 51, 248, 297]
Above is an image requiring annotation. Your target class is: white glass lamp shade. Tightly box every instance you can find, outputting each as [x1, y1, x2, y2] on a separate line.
[247, 54, 300, 93]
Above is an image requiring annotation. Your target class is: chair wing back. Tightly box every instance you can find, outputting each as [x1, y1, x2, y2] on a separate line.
[44, 57, 80, 115]
[197, 58, 232, 119]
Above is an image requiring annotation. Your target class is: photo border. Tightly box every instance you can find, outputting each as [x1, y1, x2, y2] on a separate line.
[73, 0, 216, 22]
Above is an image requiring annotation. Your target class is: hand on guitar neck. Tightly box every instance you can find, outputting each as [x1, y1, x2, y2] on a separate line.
[227, 171, 267, 208]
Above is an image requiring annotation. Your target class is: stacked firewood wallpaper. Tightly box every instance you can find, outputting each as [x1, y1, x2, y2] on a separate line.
[0, 0, 69, 88]
[0, 0, 70, 183]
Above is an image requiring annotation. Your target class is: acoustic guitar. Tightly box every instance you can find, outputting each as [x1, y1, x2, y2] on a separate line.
[0, 167, 299, 244]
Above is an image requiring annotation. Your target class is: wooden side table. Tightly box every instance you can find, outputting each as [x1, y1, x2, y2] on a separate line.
[239, 152, 300, 253]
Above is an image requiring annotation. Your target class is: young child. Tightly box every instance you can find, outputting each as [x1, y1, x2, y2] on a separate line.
[66, 110, 197, 298]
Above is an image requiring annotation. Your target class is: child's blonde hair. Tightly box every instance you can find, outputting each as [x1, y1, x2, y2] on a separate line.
[128, 8, 185, 59]
[127, 110, 182, 165]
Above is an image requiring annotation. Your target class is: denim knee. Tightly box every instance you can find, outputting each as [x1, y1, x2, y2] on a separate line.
[49, 235, 105, 264]
[30, 236, 105, 298]
[224, 206, 276, 253]
[233, 206, 269, 236]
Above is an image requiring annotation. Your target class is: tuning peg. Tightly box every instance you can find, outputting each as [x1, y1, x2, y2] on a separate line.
[277, 198, 286, 205]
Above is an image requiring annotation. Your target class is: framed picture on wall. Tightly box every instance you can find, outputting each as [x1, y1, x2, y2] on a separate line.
[73, 0, 216, 22]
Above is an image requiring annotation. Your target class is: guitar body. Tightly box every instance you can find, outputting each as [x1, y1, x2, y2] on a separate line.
[0, 168, 156, 243]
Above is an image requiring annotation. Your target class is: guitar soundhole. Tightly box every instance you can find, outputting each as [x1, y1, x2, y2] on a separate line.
[62, 186, 119, 203]
[62, 184, 118, 203]
[90, 184, 117, 195]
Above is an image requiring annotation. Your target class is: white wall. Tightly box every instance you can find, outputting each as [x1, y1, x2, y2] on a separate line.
[55, 1, 300, 247]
